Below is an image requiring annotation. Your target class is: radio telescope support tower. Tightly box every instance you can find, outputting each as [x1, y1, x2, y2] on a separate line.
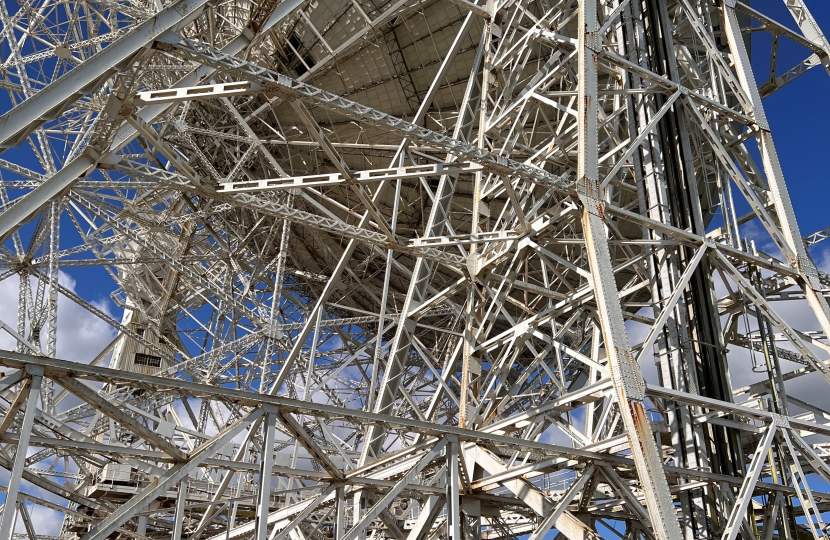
[1, 1, 830, 539]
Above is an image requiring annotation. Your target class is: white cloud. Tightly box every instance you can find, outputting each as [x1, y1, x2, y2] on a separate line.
[812, 245, 830, 274]
[739, 220, 781, 260]
[13, 502, 64, 536]
[624, 258, 830, 415]
[0, 271, 118, 363]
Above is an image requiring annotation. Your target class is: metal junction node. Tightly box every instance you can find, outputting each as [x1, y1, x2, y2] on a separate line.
[0, 1, 830, 540]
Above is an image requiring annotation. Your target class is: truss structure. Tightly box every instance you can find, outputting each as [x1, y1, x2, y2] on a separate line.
[2, 0, 830, 539]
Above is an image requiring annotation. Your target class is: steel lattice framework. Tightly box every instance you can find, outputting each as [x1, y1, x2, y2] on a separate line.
[1, 0, 830, 539]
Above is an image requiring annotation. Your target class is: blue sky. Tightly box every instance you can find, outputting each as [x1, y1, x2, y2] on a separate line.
[1, 2, 830, 535]
[749, 1, 830, 263]
[2, 1, 830, 341]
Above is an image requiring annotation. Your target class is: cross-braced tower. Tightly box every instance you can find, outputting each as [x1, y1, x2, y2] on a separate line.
[1, 1, 830, 540]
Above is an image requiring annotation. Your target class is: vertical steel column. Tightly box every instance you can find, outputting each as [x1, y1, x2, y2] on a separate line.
[15, 273, 27, 355]
[260, 192, 293, 394]
[335, 486, 346, 540]
[447, 436, 460, 540]
[722, 2, 830, 347]
[577, 2, 682, 540]
[136, 515, 148, 537]
[256, 411, 277, 540]
[45, 199, 59, 359]
[43, 199, 60, 415]
[173, 480, 187, 540]
[0, 369, 41, 540]
[461, 2, 494, 430]
[647, 2, 727, 534]
[368, 174, 401, 412]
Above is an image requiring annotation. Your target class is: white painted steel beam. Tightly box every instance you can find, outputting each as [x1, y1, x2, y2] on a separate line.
[576, 2, 681, 539]
[80, 408, 265, 540]
[0, 0, 305, 244]
[216, 162, 484, 194]
[0, 370, 40, 540]
[1, 2, 830, 539]
[0, 0, 212, 150]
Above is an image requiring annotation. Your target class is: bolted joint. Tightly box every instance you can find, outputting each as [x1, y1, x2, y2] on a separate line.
[576, 176, 600, 199]
[24, 365, 44, 376]
[770, 413, 790, 429]
[795, 255, 830, 292]
[617, 348, 646, 401]
[585, 31, 601, 54]
[261, 82, 300, 101]
[466, 253, 480, 279]
[263, 320, 284, 340]
[152, 40, 177, 53]
[242, 25, 257, 41]
[114, 99, 134, 121]
[577, 177, 605, 217]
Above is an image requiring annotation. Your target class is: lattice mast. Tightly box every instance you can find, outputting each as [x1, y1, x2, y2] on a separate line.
[1, 1, 830, 540]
